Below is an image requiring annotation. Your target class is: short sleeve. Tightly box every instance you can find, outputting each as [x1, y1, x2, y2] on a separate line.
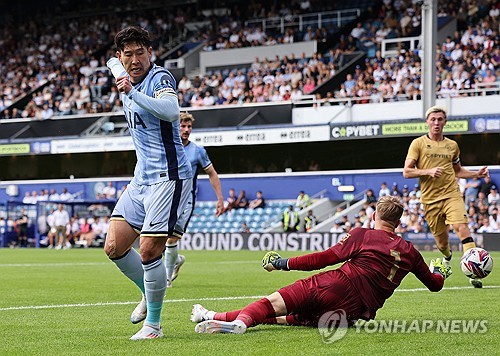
[197, 146, 212, 170]
[406, 138, 420, 162]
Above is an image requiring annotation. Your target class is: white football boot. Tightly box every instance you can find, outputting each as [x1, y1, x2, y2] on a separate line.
[130, 323, 164, 340]
[172, 255, 185, 281]
[130, 295, 147, 324]
[190, 304, 214, 323]
[195, 320, 247, 334]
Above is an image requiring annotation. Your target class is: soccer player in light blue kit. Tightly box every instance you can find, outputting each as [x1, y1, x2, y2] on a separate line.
[104, 26, 192, 340]
[165, 111, 225, 287]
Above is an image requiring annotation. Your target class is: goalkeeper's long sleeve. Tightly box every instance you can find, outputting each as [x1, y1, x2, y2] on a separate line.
[287, 249, 341, 271]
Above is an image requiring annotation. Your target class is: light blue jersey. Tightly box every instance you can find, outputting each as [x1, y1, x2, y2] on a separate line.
[184, 141, 212, 194]
[121, 63, 191, 185]
[176, 141, 212, 230]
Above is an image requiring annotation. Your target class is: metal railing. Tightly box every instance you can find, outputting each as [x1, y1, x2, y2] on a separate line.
[292, 83, 500, 109]
[381, 36, 421, 58]
[245, 9, 361, 33]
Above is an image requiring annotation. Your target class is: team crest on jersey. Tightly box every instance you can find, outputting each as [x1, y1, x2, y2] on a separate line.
[338, 233, 351, 245]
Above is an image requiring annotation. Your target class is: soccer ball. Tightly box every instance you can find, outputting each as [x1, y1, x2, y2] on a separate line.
[460, 248, 493, 279]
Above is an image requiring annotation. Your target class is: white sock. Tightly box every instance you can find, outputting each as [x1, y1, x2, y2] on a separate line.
[165, 242, 178, 281]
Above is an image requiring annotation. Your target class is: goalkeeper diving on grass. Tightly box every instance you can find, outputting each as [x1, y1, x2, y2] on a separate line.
[191, 196, 452, 334]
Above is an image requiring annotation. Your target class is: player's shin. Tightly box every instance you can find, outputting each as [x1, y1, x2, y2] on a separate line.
[110, 248, 145, 294]
[165, 241, 178, 282]
[235, 298, 276, 328]
[461, 236, 476, 253]
[143, 256, 167, 326]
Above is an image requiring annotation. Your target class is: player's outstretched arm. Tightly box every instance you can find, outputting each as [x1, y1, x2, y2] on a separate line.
[453, 163, 489, 179]
[262, 249, 341, 272]
[412, 255, 449, 292]
[403, 158, 444, 179]
[205, 165, 224, 217]
[429, 258, 452, 279]
[262, 251, 289, 272]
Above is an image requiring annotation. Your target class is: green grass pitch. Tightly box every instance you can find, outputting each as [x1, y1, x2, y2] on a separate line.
[0, 248, 498, 355]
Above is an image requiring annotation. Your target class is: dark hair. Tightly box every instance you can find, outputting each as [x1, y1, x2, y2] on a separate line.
[114, 26, 152, 52]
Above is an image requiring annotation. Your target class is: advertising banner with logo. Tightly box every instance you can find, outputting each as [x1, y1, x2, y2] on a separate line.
[470, 117, 500, 133]
[330, 124, 381, 139]
[0, 143, 31, 156]
[178, 232, 340, 251]
[381, 120, 469, 136]
[177, 232, 459, 251]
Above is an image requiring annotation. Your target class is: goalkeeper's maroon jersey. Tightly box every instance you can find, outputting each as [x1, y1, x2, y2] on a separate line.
[287, 228, 444, 311]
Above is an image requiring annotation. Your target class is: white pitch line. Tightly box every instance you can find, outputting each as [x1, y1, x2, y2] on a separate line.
[0, 261, 256, 267]
[0, 262, 109, 267]
[0, 295, 264, 312]
[0, 285, 498, 312]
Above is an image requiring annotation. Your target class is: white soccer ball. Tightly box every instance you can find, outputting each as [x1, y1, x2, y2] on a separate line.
[460, 248, 493, 279]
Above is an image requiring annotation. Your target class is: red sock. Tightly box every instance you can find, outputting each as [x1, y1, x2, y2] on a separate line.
[236, 298, 275, 327]
[214, 310, 241, 321]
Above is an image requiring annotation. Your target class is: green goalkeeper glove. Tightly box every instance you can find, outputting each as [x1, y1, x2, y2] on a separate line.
[429, 258, 452, 279]
[262, 251, 289, 272]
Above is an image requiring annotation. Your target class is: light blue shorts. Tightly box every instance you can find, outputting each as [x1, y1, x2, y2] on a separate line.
[111, 179, 192, 238]
[177, 189, 195, 232]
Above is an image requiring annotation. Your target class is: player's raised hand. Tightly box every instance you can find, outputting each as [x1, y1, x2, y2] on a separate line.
[428, 167, 444, 178]
[262, 251, 289, 272]
[116, 76, 132, 94]
[215, 200, 224, 217]
[477, 166, 489, 178]
[429, 258, 452, 279]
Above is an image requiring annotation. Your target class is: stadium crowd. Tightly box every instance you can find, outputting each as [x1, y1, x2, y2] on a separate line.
[330, 178, 500, 245]
[2, 0, 497, 119]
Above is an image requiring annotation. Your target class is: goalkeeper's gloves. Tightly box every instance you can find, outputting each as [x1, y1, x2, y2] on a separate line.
[429, 258, 452, 279]
[262, 251, 289, 272]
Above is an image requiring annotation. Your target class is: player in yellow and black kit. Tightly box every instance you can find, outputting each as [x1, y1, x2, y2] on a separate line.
[403, 106, 489, 288]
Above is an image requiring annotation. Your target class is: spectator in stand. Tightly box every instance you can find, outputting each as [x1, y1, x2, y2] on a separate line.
[240, 222, 251, 233]
[282, 205, 300, 232]
[304, 210, 317, 232]
[488, 186, 499, 205]
[365, 189, 377, 207]
[15, 208, 29, 248]
[102, 181, 116, 199]
[408, 213, 423, 233]
[464, 177, 481, 204]
[59, 188, 73, 201]
[249, 191, 266, 209]
[295, 190, 312, 210]
[53, 203, 70, 250]
[378, 182, 391, 197]
[77, 217, 94, 248]
[391, 182, 402, 197]
[477, 217, 497, 233]
[22, 192, 33, 205]
[49, 189, 60, 201]
[235, 190, 249, 209]
[329, 220, 344, 233]
[480, 176, 495, 196]
[224, 188, 238, 213]
[489, 208, 499, 231]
